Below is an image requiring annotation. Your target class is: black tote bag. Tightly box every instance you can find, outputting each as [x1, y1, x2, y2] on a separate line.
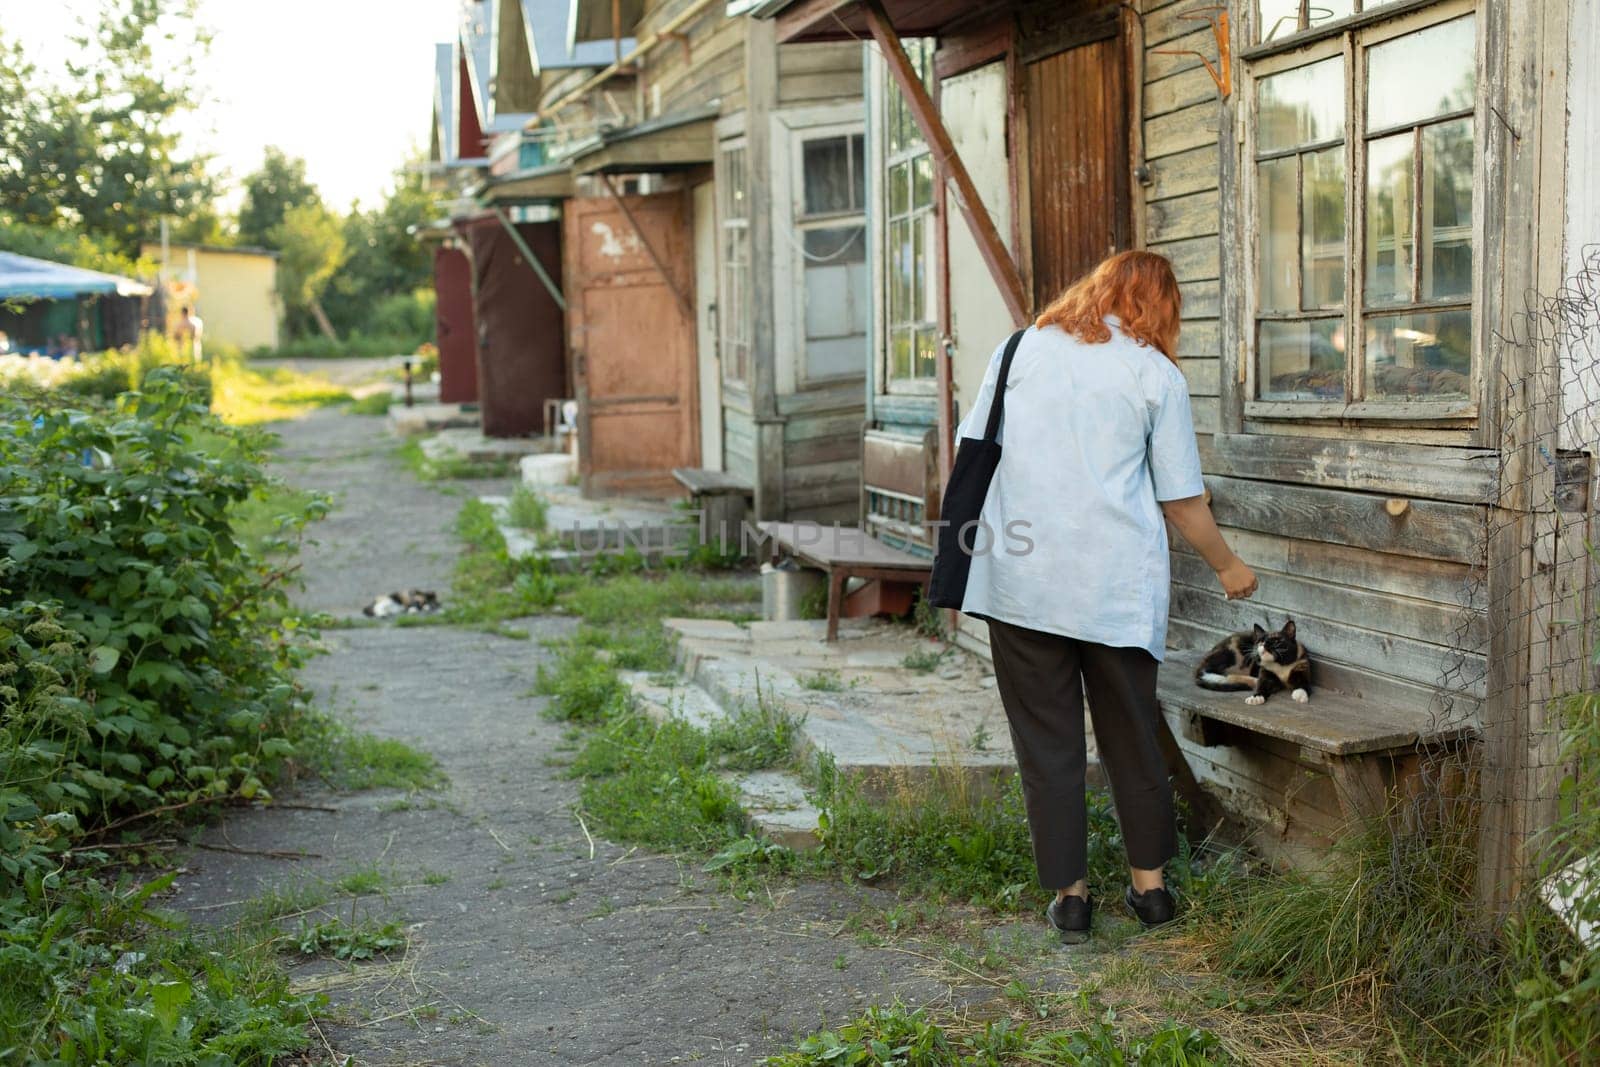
[927, 327, 1027, 610]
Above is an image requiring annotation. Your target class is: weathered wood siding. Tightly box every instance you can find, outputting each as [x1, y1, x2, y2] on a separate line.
[722, 392, 758, 486]
[1139, 0, 1491, 848]
[640, 0, 749, 117]
[778, 42, 864, 105]
[779, 385, 863, 522]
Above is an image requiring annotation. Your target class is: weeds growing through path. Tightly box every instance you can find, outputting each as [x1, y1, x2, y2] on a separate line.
[506, 485, 549, 531]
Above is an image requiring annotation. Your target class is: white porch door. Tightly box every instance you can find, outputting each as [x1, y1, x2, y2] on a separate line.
[692, 180, 724, 471]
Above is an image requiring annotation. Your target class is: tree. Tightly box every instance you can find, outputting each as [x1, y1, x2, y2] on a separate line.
[237, 148, 320, 249]
[0, 1, 219, 257]
[321, 159, 440, 339]
[270, 201, 347, 340]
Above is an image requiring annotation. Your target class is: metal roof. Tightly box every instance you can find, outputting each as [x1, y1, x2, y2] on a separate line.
[461, 0, 531, 134]
[521, 0, 630, 71]
[433, 42, 460, 165]
[0, 252, 153, 300]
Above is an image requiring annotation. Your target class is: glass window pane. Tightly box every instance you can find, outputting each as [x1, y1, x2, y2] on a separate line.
[1258, 319, 1347, 400]
[802, 136, 852, 215]
[888, 217, 912, 325]
[1303, 145, 1345, 310]
[915, 327, 939, 380]
[851, 135, 865, 210]
[911, 211, 927, 321]
[1258, 0, 1302, 42]
[1257, 156, 1299, 312]
[1422, 118, 1474, 302]
[1257, 56, 1344, 152]
[889, 161, 910, 217]
[1367, 15, 1476, 131]
[1307, 0, 1355, 31]
[1365, 131, 1415, 308]
[1364, 309, 1471, 398]
[804, 226, 868, 380]
[890, 328, 913, 380]
[912, 154, 934, 210]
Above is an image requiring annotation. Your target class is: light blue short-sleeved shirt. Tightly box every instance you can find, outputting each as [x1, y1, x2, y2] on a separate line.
[952, 319, 1205, 661]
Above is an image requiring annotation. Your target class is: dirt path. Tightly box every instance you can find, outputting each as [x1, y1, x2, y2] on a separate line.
[171, 407, 995, 1066]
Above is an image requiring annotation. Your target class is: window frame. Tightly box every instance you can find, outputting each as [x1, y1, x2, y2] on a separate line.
[716, 135, 752, 389]
[1239, 0, 1484, 424]
[786, 120, 869, 389]
[877, 38, 939, 397]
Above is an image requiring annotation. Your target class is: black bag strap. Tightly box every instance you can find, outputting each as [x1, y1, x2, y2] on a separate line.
[981, 327, 1029, 443]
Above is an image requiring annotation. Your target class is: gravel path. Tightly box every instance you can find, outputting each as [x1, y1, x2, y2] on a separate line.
[170, 407, 1003, 1066]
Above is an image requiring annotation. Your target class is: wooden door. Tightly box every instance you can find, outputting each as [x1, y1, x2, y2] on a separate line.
[1025, 29, 1131, 307]
[564, 191, 699, 496]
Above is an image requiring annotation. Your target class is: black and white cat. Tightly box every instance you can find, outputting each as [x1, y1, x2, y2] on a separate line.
[362, 590, 441, 618]
[1194, 619, 1313, 706]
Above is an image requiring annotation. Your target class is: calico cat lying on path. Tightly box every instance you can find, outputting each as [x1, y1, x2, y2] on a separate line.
[1194, 619, 1313, 706]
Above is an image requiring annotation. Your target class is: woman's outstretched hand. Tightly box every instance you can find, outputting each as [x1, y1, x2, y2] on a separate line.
[1161, 494, 1258, 600]
[1216, 558, 1258, 600]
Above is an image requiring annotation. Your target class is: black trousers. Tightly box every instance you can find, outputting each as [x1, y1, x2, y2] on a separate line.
[986, 618, 1177, 889]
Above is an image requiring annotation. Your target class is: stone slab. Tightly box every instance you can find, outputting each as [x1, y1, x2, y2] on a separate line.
[387, 403, 479, 437]
[521, 452, 576, 486]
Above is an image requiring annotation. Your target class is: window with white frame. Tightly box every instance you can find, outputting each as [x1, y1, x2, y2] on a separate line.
[794, 130, 868, 382]
[882, 39, 937, 389]
[1248, 2, 1477, 411]
[719, 140, 751, 385]
[1258, 0, 1408, 42]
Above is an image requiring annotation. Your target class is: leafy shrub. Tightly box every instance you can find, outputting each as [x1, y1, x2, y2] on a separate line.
[0, 371, 317, 886]
[365, 288, 435, 344]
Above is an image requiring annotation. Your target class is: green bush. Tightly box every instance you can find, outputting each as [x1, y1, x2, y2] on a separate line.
[0, 370, 326, 1057]
[365, 288, 435, 344]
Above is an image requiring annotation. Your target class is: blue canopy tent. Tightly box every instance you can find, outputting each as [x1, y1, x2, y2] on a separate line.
[0, 251, 154, 354]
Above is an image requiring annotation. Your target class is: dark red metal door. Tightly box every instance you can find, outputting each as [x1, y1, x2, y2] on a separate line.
[461, 216, 567, 437]
[434, 245, 478, 404]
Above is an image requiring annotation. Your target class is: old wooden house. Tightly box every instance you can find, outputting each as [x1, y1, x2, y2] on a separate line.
[762, 0, 1600, 898]
[462, 0, 868, 506]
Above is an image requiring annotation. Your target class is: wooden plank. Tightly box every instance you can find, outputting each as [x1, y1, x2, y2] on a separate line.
[1143, 65, 1219, 119]
[786, 433, 860, 468]
[1143, 25, 1215, 82]
[1178, 357, 1220, 398]
[1148, 234, 1219, 283]
[1158, 651, 1464, 756]
[1169, 581, 1485, 699]
[1169, 551, 1485, 651]
[1144, 2, 1211, 47]
[1190, 525, 1485, 610]
[1167, 615, 1482, 722]
[761, 521, 932, 569]
[673, 468, 752, 494]
[1203, 475, 1486, 564]
[784, 409, 865, 443]
[863, 0, 1029, 326]
[1168, 722, 1348, 839]
[1146, 188, 1221, 243]
[1144, 101, 1222, 160]
[1177, 318, 1220, 358]
[783, 458, 860, 491]
[1190, 395, 1219, 435]
[1147, 142, 1220, 203]
[1207, 434, 1499, 504]
[746, 16, 783, 520]
[1178, 280, 1219, 318]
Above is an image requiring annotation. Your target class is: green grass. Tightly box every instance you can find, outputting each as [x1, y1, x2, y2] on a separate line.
[293, 915, 406, 961]
[901, 648, 945, 673]
[332, 867, 388, 897]
[346, 390, 393, 416]
[397, 437, 517, 481]
[210, 359, 353, 426]
[506, 485, 549, 531]
[798, 669, 847, 692]
[299, 719, 446, 792]
[761, 1000, 1226, 1066]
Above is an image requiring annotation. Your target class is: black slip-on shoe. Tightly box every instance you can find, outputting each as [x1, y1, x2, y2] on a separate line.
[1124, 884, 1176, 928]
[1046, 894, 1093, 945]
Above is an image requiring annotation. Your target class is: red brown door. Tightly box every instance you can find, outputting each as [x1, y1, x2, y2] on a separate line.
[1025, 25, 1131, 307]
[433, 245, 477, 404]
[564, 191, 699, 496]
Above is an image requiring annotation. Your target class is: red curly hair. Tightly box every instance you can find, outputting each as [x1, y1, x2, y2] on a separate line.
[1034, 250, 1183, 363]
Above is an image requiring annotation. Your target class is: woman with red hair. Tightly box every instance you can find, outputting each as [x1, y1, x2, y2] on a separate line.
[952, 250, 1256, 942]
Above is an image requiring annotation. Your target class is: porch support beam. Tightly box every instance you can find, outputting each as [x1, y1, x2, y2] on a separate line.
[860, 0, 1030, 328]
[597, 173, 695, 321]
[489, 207, 566, 312]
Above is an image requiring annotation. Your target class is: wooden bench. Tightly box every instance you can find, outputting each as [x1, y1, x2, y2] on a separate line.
[759, 521, 932, 640]
[1155, 648, 1476, 825]
[672, 468, 753, 549]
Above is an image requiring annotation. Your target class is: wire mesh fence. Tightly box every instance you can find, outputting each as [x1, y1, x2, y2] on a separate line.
[1428, 244, 1600, 910]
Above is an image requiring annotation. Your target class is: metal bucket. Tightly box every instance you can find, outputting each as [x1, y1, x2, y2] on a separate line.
[761, 560, 826, 621]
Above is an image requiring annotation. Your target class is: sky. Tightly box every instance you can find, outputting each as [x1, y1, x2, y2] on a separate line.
[0, 0, 460, 213]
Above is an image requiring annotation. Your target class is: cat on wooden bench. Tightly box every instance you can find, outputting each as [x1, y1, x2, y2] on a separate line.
[1194, 619, 1313, 706]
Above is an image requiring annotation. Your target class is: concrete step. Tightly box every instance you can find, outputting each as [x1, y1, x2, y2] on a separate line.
[388, 402, 479, 436]
[623, 671, 822, 850]
[482, 494, 694, 570]
[521, 452, 575, 486]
